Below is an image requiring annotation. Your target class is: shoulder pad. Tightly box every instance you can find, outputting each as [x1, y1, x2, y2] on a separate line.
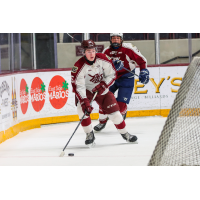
[96, 53, 112, 61]
[72, 57, 85, 73]
[122, 43, 140, 52]
[122, 43, 134, 48]
[102, 46, 110, 53]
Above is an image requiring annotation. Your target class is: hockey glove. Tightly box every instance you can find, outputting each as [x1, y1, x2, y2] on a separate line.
[139, 69, 149, 84]
[113, 60, 124, 71]
[80, 98, 93, 116]
[92, 81, 108, 95]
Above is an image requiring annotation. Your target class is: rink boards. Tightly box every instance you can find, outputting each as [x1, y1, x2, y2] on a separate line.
[0, 65, 187, 143]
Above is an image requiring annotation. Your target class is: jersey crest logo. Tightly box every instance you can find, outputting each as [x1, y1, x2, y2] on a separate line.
[88, 73, 103, 83]
[106, 55, 111, 60]
[71, 66, 78, 73]
[112, 57, 120, 61]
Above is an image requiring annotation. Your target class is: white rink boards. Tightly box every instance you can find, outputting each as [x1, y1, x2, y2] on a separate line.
[0, 116, 167, 166]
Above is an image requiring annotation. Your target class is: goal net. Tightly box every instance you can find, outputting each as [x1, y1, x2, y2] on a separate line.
[148, 57, 200, 166]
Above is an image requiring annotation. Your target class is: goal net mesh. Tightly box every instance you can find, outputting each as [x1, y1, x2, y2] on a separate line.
[148, 57, 200, 166]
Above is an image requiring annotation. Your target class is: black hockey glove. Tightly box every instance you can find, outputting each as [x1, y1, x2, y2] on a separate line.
[139, 69, 149, 84]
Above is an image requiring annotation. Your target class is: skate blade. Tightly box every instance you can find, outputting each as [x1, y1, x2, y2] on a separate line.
[87, 142, 96, 148]
[94, 128, 103, 132]
[127, 141, 138, 144]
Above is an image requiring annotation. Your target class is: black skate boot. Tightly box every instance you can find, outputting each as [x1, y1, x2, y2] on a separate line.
[121, 132, 137, 143]
[85, 130, 95, 148]
[94, 118, 108, 132]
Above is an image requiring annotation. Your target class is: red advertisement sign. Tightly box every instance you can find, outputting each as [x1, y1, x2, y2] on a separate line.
[20, 78, 29, 114]
[48, 75, 69, 109]
[76, 45, 104, 56]
[31, 77, 46, 112]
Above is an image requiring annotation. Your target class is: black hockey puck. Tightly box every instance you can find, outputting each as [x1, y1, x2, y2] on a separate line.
[68, 153, 74, 157]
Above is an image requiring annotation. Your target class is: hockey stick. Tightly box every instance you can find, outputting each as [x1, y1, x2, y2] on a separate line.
[66, 33, 81, 43]
[116, 62, 150, 83]
[121, 66, 139, 77]
[59, 92, 98, 157]
[113, 60, 139, 77]
[120, 66, 150, 85]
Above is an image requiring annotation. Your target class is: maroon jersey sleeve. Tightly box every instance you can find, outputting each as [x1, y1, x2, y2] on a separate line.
[71, 57, 87, 101]
[124, 45, 147, 70]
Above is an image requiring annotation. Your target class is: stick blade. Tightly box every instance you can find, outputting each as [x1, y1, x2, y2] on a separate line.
[59, 151, 65, 157]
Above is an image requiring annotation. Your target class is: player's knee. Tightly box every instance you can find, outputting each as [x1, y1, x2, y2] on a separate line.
[99, 113, 108, 120]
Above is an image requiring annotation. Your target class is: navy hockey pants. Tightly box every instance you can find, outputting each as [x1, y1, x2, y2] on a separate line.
[109, 76, 135, 104]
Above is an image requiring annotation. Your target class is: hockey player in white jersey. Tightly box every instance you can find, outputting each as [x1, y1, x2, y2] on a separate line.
[94, 33, 149, 132]
[71, 39, 137, 147]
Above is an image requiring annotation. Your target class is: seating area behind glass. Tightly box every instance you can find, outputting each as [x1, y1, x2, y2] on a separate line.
[0, 33, 200, 73]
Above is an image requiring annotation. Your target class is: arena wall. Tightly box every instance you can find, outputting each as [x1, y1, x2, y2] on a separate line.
[0, 64, 188, 144]
[57, 39, 200, 68]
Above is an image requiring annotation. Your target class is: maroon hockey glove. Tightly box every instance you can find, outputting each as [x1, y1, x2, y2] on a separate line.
[92, 81, 108, 95]
[80, 98, 93, 116]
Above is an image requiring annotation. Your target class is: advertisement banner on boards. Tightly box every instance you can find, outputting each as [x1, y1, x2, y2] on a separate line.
[0, 65, 188, 133]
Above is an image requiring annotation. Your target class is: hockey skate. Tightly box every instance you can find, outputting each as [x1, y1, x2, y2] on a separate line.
[94, 118, 108, 132]
[121, 132, 138, 143]
[85, 130, 95, 148]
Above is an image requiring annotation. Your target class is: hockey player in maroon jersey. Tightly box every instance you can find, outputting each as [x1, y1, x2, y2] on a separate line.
[71, 39, 137, 147]
[94, 33, 149, 132]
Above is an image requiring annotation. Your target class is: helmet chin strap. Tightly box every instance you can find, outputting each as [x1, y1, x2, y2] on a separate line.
[111, 42, 121, 49]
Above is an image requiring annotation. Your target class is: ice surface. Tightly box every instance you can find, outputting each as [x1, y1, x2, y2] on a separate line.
[0, 116, 166, 166]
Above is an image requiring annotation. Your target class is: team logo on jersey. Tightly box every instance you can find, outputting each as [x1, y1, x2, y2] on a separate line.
[112, 57, 120, 61]
[124, 97, 128, 101]
[88, 73, 103, 83]
[110, 51, 117, 55]
[107, 103, 116, 108]
[106, 55, 111, 60]
[71, 66, 78, 73]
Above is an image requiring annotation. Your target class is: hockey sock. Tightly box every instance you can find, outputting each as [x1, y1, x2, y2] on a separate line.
[99, 106, 108, 124]
[81, 117, 93, 133]
[117, 101, 127, 115]
[115, 120, 128, 134]
[77, 103, 93, 133]
[108, 111, 128, 134]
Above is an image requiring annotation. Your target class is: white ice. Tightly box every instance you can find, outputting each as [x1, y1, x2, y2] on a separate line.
[0, 116, 167, 166]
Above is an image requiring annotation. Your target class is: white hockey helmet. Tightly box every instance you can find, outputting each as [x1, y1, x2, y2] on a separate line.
[110, 33, 123, 48]
[110, 33, 123, 40]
